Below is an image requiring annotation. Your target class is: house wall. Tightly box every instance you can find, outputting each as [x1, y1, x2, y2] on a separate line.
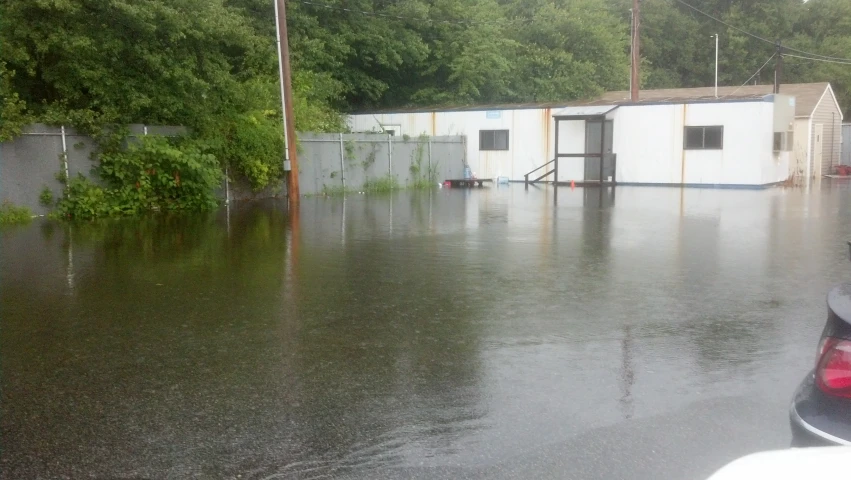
[349, 108, 562, 181]
[610, 101, 784, 186]
[810, 86, 843, 176]
[792, 118, 811, 177]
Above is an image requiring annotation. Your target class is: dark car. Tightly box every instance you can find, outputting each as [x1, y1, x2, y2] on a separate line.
[790, 277, 851, 446]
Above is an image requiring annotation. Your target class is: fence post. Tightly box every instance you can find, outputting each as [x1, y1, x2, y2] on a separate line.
[60, 125, 70, 193]
[339, 133, 346, 191]
[388, 134, 392, 177]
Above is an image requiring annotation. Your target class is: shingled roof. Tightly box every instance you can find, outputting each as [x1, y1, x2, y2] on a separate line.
[581, 82, 832, 117]
[354, 82, 833, 117]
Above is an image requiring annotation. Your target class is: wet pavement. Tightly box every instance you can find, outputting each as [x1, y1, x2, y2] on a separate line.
[3, 183, 851, 479]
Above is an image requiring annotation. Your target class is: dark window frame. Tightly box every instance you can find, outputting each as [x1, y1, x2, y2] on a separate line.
[479, 129, 510, 151]
[684, 126, 724, 150]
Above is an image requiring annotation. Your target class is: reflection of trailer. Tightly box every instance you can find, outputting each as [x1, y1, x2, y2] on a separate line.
[444, 178, 492, 188]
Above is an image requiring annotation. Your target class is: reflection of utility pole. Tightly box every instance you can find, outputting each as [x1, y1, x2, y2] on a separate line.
[274, 0, 300, 203]
[630, 0, 640, 101]
[619, 325, 635, 419]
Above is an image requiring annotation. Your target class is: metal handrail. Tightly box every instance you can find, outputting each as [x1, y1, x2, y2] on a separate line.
[524, 158, 556, 186]
[531, 170, 555, 183]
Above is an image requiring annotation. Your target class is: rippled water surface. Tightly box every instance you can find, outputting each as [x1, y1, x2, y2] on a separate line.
[4, 184, 851, 479]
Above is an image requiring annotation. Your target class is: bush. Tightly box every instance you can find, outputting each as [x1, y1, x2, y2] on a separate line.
[39, 186, 54, 206]
[204, 112, 285, 191]
[0, 201, 32, 225]
[56, 136, 222, 219]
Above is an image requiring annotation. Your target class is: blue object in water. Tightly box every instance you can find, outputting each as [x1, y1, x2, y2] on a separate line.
[463, 167, 472, 179]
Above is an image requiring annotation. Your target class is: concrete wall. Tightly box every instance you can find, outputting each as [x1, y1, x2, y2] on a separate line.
[349, 107, 564, 181]
[297, 133, 465, 195]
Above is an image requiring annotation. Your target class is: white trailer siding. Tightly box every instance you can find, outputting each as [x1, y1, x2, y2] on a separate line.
[349, 108, 561, 180]
[351, 98, 788, 186]
[608, 100, 786, 186]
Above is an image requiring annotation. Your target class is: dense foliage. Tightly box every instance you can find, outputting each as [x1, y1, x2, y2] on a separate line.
[0, 0, 849, 207]
[56, 135, 223, 219]
[0, 201, 32, 225]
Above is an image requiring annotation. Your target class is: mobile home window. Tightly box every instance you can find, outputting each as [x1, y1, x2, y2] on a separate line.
[684, 126, 723, 150]
[480, 130, 509, 151]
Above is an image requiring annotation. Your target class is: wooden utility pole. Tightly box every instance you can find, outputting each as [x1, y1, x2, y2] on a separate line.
[630, 0, 640, 101]
[774, 40, 783, 94]
[275, 0, 300, 203]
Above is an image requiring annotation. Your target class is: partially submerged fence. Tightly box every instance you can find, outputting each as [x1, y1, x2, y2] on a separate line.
[0, 124, 188, 215]
[0, 127, 468, 214]
[297, 133, 466, 195]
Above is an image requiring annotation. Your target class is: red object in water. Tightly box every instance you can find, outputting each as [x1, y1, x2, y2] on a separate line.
[443, 181, 451, 187]
[836, 165, 851, 176]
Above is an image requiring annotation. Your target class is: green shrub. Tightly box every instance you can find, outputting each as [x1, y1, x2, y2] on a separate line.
[0, 201, 32, 225]
[39, 186, 54, 206]
[56, 136, 222, 219]
[204, 112, 285, 191]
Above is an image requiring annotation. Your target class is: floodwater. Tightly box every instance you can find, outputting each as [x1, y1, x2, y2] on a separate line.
[3, 183, 851, 480]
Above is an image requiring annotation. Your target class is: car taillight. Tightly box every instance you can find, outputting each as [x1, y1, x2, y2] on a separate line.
[815, 337, 851, 398]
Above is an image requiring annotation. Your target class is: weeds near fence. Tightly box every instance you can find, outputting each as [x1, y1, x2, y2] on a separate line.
[361, 144, 378, 171]
[408, 134, 439, 189]
[0, 201, 33, 225]
[363, 175, 399, 193]
[321, 184, 353, 196]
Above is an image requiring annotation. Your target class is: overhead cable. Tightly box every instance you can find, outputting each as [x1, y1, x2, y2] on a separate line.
[672, 0, 851, 63]
[723, 53, 776, 98]
[782, 53, 851, 66]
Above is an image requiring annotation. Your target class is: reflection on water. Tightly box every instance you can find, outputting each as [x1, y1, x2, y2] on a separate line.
[3, 184, 851, 479]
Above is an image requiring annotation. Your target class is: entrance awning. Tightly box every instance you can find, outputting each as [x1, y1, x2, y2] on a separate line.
[552, 105, 618, 119]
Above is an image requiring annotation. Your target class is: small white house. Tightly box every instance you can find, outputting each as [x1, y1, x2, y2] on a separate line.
[348, 82, 842, 186]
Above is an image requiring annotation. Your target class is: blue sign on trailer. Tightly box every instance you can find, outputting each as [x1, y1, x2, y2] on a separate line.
[486, 111, 501, 119]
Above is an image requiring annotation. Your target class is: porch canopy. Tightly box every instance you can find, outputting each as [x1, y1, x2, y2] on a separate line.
[551, 105, 618, 184]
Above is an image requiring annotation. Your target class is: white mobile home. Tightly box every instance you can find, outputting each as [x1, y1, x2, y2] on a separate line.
[348, 83, 842, 186]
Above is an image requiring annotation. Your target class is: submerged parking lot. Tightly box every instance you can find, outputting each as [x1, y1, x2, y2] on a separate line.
[3, 183, 851, 479]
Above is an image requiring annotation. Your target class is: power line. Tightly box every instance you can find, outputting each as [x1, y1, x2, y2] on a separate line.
[783, 53, 851, 66]
[724, 53, 776, 98]
[672, 0, 851, 64]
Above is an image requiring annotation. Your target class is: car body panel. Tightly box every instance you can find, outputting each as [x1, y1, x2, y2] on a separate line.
[706, 447, 851, 480]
